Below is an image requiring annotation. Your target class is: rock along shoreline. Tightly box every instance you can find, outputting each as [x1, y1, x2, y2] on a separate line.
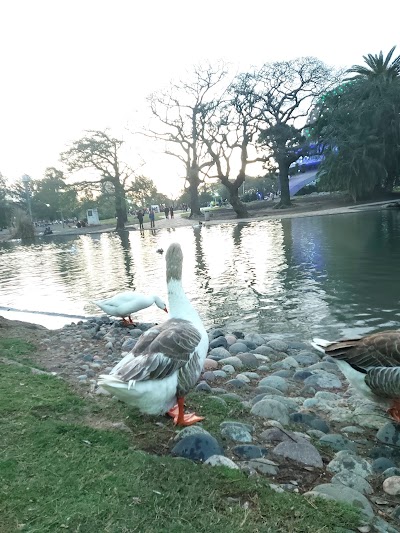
[25, 315, 400, 533]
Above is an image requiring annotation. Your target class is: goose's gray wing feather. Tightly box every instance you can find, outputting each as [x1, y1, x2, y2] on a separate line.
[326, 331, 400, 368]
[113, 318, 202, 382]
[365, 367, 400, 399]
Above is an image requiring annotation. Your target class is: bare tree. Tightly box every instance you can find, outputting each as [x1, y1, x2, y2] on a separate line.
[61, 130, 137, 230]
[253, 57, 336, 207]
[146, 64, 228, 218]
[200, 73, 265, 218]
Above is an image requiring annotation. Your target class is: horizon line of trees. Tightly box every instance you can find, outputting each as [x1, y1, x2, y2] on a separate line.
[1, 46, 399, 230]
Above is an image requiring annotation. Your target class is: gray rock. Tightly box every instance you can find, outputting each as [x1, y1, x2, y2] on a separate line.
[306, 484, 373, 517]
[239, 371, 260, 380]
[331, 472, 373, 495]
[271, 356, 299, 370]
[383, 475, 400, 495]
[236, 352, 260, 368]
[209, 336, 228, 349]
[241, 340, 257, 350]
[171, 434, 224, 462]
[232, 445, 265, 459]
[376, 423, 400, 447]
[292, 352, 321, 366]
[195, 381, 212, 393]
[303, 371, 342, 390]
[204, 455, 239, 469]
[218, 356, 243, 369]
[221, 364, 235, 374]
[262, 395, 299, 411]
[208, 328, 225, 340]
[213, 370, 227, 378]
[250, 399, 289, 425]
[220, 421, 254, 433]
[226, 379, 250, 390]
[372, 457, 397, 474]
[327, 451, 373, 479]
[383, 467, 400, 479]
[273, 436, 323, 468]
[244, 332, 265, 346]
[128, 328, 143, 338]
[308, 361, 340, 373]
[229, 342, 248, 355]
[289, 412, 330, 433]
[202, 371, 216, 382]
[247, 458, 279, 476]
[174, 426, 212, 442]
[319, 434, 357, 452]
[209, 347, 231, 360]
[369, 516, 399, 533]
[253, 345, 275, 356]
[270, 369, 294, 378]
[231, 330, 244, 339]
[255, 386, 284, 396]
[267, 339, 289, 352]
[260, 427, 295, 444]
[234, 373, 250, 383]
[258, 376, 288, 393]
[293, 370, 314, 381]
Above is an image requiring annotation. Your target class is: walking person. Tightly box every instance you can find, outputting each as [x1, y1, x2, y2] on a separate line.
[169, 206, 174, 219]
[149, 208, 155, 229]
[164, 206, 169, 219]
[137, 209, 144, 231]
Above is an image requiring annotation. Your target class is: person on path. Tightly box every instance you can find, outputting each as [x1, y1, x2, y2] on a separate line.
[137, 210, 144, 231]
[164, 206, 169, 219]
[149, 208, 155, 228]
[169, 206, 174, 219]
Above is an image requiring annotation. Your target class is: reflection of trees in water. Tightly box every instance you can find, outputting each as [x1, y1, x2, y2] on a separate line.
[116, 230, 134, 285]
[192, 228, 209, 286]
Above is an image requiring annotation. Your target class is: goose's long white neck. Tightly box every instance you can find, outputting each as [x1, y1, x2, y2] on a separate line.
[167, 278, 201, 325]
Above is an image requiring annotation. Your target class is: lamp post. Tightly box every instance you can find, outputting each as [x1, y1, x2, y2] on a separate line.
[21, 174, 32, 220]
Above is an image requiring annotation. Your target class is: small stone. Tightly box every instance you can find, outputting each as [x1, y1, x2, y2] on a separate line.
[253, 345, 275, 356]
[244, 333, 265, 346]
[105, 341, 113, 350]
[327, 452, 373, 479]
[273, 438, 323, 468]
[195, 381, 212, 393]
[232, 445, 265, 459]
[218, 356, 243, 369]
[221, 364, 235, 375]
[289, 412, 330, 433]
[247, 458, 279, 476]
[236, 353, 260, 368]
[255, 386, 284, 396]
[303, 371, 342, 390]
[306, 484, 374, 517]
[231, 330, 244, 339]
[383, 476, 400, 496]
[174, 426, 212, 442]
[250, 399, 289, 425]
[202, 371, 216, 382]
[342, 426, 364, 434]
[372, 457, 397, 474]
[258, 376, 288, 393]
[209, 347, 231, 360]
[226, 379, 250, 390]
[383, 467, 400, 479]
[267, 339, 288, 352]
[235, 373, 251, 383]
[213, 370, 227, 378]
[292, 352, 320, 366]
[271, 369, 293, 378]
[225, 334, 237, 346]
[208, 329, 225, 340]
[229, 342, 248, 355]
[209, 336, 228, 349]
[293, 370, 314, 381]
[121, 338, 137, 351]
[272, 356, 299, 370]
[95, 386, 111, 396]
[376, 423, 400, 447]
[331, 472, 373, 495]
[204, 455, 239, 469]
[171, 434, 224, 462]
[319, 434, 357, 452]
[203, 358, 218, 370]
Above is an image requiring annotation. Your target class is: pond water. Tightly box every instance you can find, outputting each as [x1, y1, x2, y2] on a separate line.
[1, 209, 399, 341]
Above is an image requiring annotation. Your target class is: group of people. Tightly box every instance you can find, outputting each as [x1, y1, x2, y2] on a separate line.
[136, 205, 175, 232]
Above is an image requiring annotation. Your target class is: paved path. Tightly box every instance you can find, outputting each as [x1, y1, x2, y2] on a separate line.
[289, 170, 318, 196]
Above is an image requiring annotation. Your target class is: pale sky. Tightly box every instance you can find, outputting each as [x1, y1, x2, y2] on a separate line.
[1, 0, 399, 196]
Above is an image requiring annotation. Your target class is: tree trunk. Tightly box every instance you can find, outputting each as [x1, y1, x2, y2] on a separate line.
[274, 161, 292, 208]
[188, 165, 201, 219]
[225, 182, 249, 218]
[114, 181, 127, 230]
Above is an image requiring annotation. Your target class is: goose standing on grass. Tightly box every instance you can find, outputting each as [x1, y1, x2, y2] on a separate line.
[98, 243, 209, 426]
[312, 331, 400, 422]
[92, 292, 168, 324]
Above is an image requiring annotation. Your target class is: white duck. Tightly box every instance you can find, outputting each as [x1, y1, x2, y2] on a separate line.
[312, 331, 400, 422]
[98, 243, 209, 426]
[92, 291, 168, 324]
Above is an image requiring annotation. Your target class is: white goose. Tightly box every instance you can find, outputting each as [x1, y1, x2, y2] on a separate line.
[312, 331, 400, 422]
[92, 292, 168, 324]
[98, 243, 209, 426]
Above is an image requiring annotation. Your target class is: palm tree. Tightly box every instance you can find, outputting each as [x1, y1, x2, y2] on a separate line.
[348, 46, 400, 80]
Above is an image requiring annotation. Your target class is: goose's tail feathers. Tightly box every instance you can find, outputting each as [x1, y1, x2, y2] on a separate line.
[311, 337, 332, 354]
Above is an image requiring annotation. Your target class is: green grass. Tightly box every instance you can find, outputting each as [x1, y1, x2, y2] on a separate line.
[0, 339, 360, 533]
[0, 338, 40, 368]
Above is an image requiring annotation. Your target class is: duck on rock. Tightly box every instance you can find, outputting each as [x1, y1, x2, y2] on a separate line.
[98, 243, 209, 426]
[312, 331, 400, 422]
[92, 292, 168, 325]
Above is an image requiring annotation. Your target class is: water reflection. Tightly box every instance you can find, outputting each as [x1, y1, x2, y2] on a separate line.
[1, 210, 399, 338]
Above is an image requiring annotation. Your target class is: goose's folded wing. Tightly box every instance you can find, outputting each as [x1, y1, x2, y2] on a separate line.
[365, 367, 400, 398]
[114, 319, 202, 382]
[326, 331, 400, 368]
